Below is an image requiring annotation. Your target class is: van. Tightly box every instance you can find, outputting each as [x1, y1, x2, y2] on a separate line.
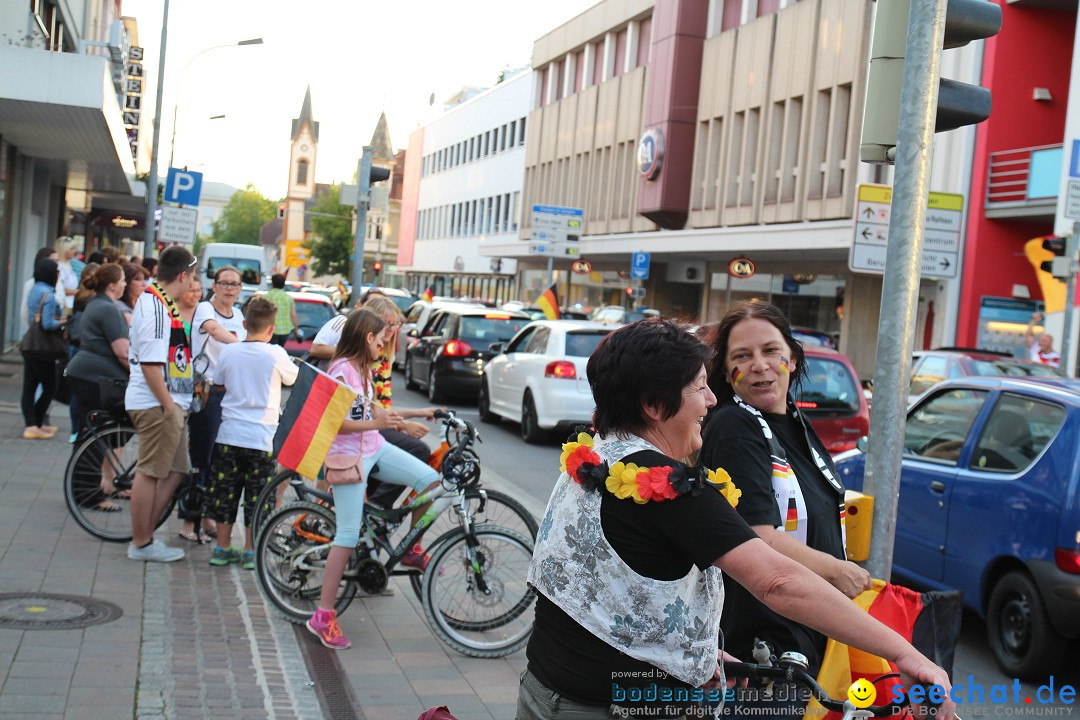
[197, 243, 268, 303]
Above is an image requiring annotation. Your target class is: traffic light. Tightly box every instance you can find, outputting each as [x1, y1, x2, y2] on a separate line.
[372, 261, 383, 277]
[1039, 236, 1068, 279]
[277, 203, 285, 220]
[860, 0, 1002, 164]
[1024, 236, 1069, 315]
[369, 165, 390, 186]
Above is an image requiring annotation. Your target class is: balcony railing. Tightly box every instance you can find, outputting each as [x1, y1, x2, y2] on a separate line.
[985, 144, 1062, 218]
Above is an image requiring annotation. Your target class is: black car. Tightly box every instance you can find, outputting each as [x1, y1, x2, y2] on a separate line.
[403, 307, 530, 402]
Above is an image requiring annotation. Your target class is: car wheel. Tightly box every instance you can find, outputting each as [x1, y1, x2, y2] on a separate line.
[404, 354, 418, 390]
[478, 380, 499, 423]
[986, 570, 1067, 679]
[428, 368, 444, 403]
[521, 391, 548, 444]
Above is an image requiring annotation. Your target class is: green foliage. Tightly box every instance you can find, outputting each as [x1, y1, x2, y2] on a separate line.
[306, 185, 354, 277]
[193, 234, 212, 256]
[210, 184, 276, 246]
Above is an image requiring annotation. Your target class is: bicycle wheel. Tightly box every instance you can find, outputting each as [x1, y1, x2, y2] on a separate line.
[251, 469, 323, 534]
[421, 526, 535, 658]
[254, 501, 356, 624]
[64, 425, 142, 542]
[406, 488, 539, 598]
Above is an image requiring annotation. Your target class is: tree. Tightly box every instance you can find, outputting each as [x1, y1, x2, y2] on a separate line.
[211, 184, 277, 245]
[306, 185, 354, 277]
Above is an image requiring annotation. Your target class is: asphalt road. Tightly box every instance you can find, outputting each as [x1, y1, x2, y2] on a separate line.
[392, 374, 1080, 716]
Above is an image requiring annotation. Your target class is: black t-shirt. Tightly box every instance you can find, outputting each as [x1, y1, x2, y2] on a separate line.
[699, 402, 845, 673]
[526, 449, 758, 711]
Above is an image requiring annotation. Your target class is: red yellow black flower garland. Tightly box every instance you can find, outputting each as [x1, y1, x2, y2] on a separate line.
[559, 433, 741, 507]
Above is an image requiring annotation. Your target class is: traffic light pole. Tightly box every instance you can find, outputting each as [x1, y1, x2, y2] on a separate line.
[862, 0, 948, 580]
[1063, 222, 1080, 373]
[145, 0, 170, 254]
[351, 146, 373, 294]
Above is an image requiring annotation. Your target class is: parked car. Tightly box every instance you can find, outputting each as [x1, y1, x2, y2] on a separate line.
[834, 376, 1080, 679]
[403, 307, 530, 402]
[909, 348, 1064, 404]
[249, 291, 338, 358]
[480, 320, 614, 443]
[500, 302, 590, 321]
[798, 346, 870, 455]
[590, 306, 659, 325]
[395, 299, 484, 369]
[792, 326, 835, 349]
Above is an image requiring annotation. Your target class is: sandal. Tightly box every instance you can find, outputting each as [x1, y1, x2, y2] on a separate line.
[178, 530, 203, 544]
[198, 530, 213, 545]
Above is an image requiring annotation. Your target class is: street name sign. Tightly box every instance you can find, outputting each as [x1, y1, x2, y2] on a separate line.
[531, 205, 583, 244]
[158, 206, 198, 245]
[1065, 180, 1080, 220]
[849, 184, 963, 279]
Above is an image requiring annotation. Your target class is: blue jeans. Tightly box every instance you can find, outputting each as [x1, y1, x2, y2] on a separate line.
[331, 441, 438, 548]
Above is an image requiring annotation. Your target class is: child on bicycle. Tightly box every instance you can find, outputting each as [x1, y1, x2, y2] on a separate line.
[202, 298, 299, 568]
[308, 308, 440, 650]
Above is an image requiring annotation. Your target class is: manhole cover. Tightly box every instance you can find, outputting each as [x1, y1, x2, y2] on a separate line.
[0, 593, 123, 630]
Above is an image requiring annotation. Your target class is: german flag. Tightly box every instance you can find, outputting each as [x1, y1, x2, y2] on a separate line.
[784, 496, 799, 532]
[810, 580, 962, 719]
[536, 283, 560, 320]
[421, 287, 434, 302]
[274, 362, 356, 478]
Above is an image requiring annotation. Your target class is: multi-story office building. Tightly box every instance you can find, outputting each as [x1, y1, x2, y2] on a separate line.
[397, 71, 530, 304]
[0, 0, 141, 347]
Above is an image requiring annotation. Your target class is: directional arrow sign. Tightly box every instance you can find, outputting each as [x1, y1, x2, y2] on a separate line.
[849, 184, 963, 279]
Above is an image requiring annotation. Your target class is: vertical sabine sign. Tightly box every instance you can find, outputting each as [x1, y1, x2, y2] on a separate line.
[124, 46, 144, 160]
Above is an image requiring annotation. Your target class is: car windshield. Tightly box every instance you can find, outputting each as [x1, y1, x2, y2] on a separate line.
[206, 258, 261, 286]
[797, 357, 861, 414]
[460, 316, 528, 346]
[969, 359, 1064, 378]
[295, 301, 336, 335]
[793, 331, 834, 349]
[387, 295, 414, 312]
[565, 331, 611, 357]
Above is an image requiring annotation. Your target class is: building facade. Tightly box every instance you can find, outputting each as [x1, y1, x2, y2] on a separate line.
[0, 0, 141, 347]
[397, 72, 529, 304]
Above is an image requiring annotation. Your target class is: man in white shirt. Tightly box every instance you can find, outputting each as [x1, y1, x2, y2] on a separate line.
[125, 245, 198, 562]
[1025, 312, 1062, 369]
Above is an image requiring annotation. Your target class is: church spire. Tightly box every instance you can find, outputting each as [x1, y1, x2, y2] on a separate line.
[291, 85, 319, 141]
[369, 111, 393, 163]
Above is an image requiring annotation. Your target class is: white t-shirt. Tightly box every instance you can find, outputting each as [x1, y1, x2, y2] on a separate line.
[1029, 340, 1062, 368]
[192, 301, 246, 382]
[126, 290, 193, 411]
[313, 314, 347, 349]
[58, 262, 78, 311]
[214, 341, 299, 451]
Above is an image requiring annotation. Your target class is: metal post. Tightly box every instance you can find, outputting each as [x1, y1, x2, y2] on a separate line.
[861, 0, 947, 580]
[1063, 221, 1080, 375]
[351, 146, 373, 293]
[145, 0, 170, 253]
[547, 256, 554, 288]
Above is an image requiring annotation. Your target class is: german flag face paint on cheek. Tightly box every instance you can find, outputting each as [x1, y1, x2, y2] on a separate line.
[731, 366, 745, 386]
[779, 356, 791, 375]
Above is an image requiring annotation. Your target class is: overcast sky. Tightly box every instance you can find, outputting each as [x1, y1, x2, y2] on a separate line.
[121, 0, 597, 199]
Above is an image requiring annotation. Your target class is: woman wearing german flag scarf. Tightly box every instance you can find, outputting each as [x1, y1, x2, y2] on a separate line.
[699, 300, 871, 719]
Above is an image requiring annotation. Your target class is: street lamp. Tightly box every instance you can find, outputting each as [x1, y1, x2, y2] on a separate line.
[167, 38, 262, 169]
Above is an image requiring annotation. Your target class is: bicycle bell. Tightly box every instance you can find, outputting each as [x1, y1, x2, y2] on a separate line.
[777, 652, 809, 671]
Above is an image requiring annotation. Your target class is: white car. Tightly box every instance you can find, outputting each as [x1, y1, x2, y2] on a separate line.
[479, 320, 613, 443]
[396, 299, 483, 368]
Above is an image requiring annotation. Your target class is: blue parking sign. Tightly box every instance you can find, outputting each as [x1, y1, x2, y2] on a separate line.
[164, 168, 203, 206]
[631, 252, 651, 280]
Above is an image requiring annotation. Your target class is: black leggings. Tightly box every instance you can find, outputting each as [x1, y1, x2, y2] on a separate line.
[21, 356, 56, 428]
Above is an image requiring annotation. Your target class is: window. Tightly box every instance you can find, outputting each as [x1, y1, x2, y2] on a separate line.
[909, 355, 949, 398]
[519, 117, 527, 145]
[524, 328, 551, 354]
[797, 357, 860, 415]
[296, 159, 309, 185]
[509, 120, 517, 148]
[614, 29, 628, 77]
[565, 331, 611, 357]
[506, 327, 537, 353]
[903, 389, 988, 465]
[637, 17, 652, 67]
[971, 394, 1065, 473]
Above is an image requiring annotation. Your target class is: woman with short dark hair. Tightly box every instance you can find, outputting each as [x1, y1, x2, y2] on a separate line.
[21, 258, 64, 440]
[518, 318, 953, 719]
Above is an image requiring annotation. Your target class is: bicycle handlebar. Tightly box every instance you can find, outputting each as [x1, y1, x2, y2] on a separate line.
[433, 409, 479, 450]
[721, 661, 907, 718]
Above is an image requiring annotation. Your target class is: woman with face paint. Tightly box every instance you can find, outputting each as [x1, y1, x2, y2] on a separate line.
[699, 300, 872, 718]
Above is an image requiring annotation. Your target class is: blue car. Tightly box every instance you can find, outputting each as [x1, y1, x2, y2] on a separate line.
[834, 376, 1080, 679]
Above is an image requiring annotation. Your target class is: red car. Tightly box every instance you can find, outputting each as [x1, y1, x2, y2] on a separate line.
[796, 346, 870, 455]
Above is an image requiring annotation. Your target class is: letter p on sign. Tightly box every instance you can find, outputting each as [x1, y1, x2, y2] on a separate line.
[164, 167, 203, 206]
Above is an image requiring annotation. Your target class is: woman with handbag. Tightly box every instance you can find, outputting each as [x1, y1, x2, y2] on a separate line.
[21, 258, 66, 439]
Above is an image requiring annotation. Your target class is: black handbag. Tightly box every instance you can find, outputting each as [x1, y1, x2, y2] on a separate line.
[20, 303, 67, 361]
[98, 377, 128, 416]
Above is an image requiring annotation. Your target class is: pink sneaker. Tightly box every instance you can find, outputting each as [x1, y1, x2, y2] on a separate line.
[400, 543, 432, 571]
[306, 608, 351, 650]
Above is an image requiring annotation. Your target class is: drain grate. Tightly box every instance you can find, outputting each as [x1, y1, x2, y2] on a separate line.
[0, 592, 123, 630]
[294, 624, 364, 720]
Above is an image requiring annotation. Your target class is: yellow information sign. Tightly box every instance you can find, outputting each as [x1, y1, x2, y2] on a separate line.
[284, 240, 310, 268]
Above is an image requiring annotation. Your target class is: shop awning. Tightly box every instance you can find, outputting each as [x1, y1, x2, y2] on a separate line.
[0, 46, 137, 195]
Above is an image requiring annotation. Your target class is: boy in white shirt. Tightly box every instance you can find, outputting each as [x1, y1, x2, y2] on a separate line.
[202, 297, 299, 568]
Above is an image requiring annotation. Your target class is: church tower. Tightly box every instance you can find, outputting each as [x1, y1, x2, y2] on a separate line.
[282, 86, 319, 275]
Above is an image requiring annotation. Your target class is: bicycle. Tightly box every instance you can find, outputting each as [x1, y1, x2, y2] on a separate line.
[63, 409, 176, 542]
[250, 409, 539, 549]
[254, 412, 536, 657]
[722, 652, 919, 720]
